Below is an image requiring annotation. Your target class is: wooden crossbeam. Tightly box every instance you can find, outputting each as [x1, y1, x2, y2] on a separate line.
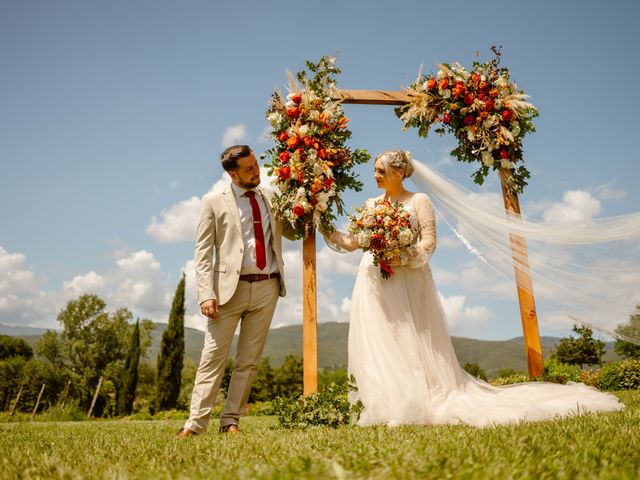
[333, 89, 410, 105]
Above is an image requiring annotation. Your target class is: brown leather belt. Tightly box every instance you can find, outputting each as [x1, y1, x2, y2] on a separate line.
[238, 272, 280, 283]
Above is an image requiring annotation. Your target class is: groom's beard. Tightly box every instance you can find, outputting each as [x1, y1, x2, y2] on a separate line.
[237, 178, 260, 189]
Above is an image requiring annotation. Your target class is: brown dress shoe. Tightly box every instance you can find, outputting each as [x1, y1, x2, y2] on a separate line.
[176, 427, 198, 438]
[219, 424, 241, 434]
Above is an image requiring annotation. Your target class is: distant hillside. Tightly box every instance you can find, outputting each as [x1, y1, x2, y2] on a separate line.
[6, 322, 620, 378]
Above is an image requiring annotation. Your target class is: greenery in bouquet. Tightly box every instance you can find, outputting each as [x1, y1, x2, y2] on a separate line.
[348, 199, 419, 279]
[395, 47, 538, 193]
[263, 56, 370, 239]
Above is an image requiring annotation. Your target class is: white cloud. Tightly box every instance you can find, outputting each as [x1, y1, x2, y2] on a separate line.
[542, 190, 602, 223]
[222, 124, 248, 148]
[0, 245, 53, 328]
[146, 196, 201, 243]
[594, 181, 627, 201]
[63, 271, 105, 297]
[438, 291, 494, 335]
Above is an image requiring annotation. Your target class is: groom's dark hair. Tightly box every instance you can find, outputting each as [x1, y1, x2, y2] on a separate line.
[221, 145, 253, 172]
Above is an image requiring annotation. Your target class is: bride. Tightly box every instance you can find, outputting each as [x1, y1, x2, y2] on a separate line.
[322, 149, 624, 427]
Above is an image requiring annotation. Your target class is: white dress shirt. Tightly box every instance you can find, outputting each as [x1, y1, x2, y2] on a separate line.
[230, 182, 278, 275]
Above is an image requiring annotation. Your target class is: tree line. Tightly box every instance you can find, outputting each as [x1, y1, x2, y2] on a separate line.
[2, 286, 639, 418]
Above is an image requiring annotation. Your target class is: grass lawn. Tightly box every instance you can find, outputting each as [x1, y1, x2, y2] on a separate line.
[1, 390, 638, 479]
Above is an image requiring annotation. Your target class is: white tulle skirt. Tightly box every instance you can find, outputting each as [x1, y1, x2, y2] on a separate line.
[348, 255, 624, 427]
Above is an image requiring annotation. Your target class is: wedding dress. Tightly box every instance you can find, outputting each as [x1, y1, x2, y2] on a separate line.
[324, 192, 623, 427]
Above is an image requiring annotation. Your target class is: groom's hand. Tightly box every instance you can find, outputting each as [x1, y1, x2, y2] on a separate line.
[200, 299, 220, 319]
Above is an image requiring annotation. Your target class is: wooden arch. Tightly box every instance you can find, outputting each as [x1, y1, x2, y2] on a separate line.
[302, 89, 544, 395]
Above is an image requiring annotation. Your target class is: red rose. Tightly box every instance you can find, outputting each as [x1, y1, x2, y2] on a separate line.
[370, 234, 386, 250]
[286, 107, 300, 119]
[501, 109, 514, 122]
[291, 93, 302, 104]
[464, 93, 474, 106]
[500, 148, 509, 159]
[310, 197, 318, 206]
[471, 73, 481, 84]
[439, 77, 449, 90]
[292, 204, 305, 217]
[278, 151, 290, 163]
[317, 148, 328, 160]
[484, 99, 495, 112]
[323, 177, 334, 189]
[277, 166, 291, 180]
[303, 136, 315, 147]
[426, 77, 437, 90]
[443, 112, 451, 124]
[463, 114, 475, 126]
[278, 131, 288, 142]
[298, 171, 304, 183]
[286, 135, 300, 149]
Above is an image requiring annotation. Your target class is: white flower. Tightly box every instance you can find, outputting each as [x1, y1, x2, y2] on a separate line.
[357, 232, 371, 248]
[317, 202, 328, 212]
[328, 56, 336, 65]
[299, 125, 309, 136]
[442, 89, 451, 99]
[267, 112, 282, 126]
[496, 76, 508, 88]
[500, 159, 515, 169]
[481, 151, 495, 167]
[436, 69, 445, 80]
[398, 228, 414, 245]
[494, 99, 503, 110]
[285, 100, 295, 108]
[467, 129, 476, 141]
[317, 192, 330, 204]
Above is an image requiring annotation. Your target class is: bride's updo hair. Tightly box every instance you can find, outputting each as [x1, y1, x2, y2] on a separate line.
[375, 150, 414, 179]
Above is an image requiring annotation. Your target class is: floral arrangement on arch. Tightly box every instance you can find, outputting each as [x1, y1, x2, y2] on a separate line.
[264, 56, 370, 239]
[395, 47, 538, 193]
[348, 200, 419, 279]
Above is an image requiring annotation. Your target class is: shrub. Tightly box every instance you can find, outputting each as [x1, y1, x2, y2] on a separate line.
[245, 401, 273, 416]
[598, 360, 640, 391]
[37, 402, 87, 422]
[540, 358, 581, 384]
[578, 369, 601, 387]
[272, 380, 362, 429]
[489, 374, 529, 386]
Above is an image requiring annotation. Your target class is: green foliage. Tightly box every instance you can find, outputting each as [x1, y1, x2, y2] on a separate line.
[271, 355, 303, 398]
[155, 274, 186, 412]
[598, 359, 640, 391]
[553, 324, 605, 367]
[614, 306, 640, 359]
[0, 334, 33, 361]
[463, 362, 487, 380]
[540, 357, 581, 384]
[489, 373, 529, 386]
[0, 336, 33, 411]
[272, 378, 362, 429]
[117, 319, 141, 416]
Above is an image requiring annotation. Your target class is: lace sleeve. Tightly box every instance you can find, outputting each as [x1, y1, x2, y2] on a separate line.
[322, 228, 360, 252]
[408, 193, 437, 268]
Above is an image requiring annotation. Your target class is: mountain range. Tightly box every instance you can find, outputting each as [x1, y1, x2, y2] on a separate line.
[3, 322, 619, 378]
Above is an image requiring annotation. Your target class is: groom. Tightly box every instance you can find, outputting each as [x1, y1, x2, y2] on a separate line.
[177, 144, 290, 437]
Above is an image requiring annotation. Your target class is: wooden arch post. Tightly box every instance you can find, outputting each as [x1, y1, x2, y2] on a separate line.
[301, 89, 543, 382]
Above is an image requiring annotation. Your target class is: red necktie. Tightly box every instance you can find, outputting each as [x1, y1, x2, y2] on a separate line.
[244, 191, 266, 270]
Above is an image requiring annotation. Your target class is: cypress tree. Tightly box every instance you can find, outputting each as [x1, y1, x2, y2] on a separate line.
[118, 319, 141, 416]
[155, 274, 185, 412]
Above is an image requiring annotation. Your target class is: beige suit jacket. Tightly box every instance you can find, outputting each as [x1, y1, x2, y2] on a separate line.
[194, 184, 287, 306]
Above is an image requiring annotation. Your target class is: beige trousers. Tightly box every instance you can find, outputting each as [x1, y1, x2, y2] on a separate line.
[184, 278, 280, 433]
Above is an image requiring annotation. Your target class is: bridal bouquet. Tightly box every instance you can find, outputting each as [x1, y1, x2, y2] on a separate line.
[348, 200, 419, 279]
[395, 46, 538, 193]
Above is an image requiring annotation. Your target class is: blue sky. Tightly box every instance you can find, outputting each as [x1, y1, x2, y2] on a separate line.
[1, 0, 638, 339]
